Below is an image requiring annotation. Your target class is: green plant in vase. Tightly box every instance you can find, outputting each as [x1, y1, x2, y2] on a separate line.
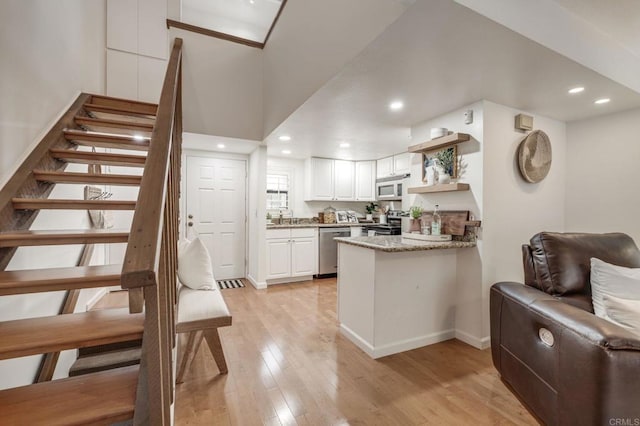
[409, 205, 423, 232]
[365, 202, 378, 221]
[410, 205, 423, 219]
[434, 147, 455, 184]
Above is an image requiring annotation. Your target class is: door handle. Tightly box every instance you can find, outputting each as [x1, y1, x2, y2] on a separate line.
[188, 214, 193, 219]
[188, 222, 193, 227]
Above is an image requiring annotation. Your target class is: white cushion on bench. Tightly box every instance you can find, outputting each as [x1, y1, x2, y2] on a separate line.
[177, 238, 217, 290]
[177, 285, 230, 324]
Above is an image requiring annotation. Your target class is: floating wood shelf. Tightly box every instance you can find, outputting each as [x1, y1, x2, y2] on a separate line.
[407, 183, 470, 194]
[408, 132, 471, 154]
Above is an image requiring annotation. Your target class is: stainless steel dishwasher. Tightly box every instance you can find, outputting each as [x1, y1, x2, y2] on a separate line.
[318, 227, 351, 276]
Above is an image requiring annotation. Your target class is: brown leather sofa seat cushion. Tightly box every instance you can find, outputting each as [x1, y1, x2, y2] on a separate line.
[528, 232, 640, 297]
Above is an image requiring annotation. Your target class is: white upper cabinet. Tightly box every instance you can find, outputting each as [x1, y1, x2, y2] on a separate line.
[393, 152, 411, 175]
[376, 156, 394, 179]
[306, 158, 355, 201]
[355, 161, 376, 201]
[377, 152, 411, 178]
[307, 158, 335, 201]
[333, 160, 355, 201]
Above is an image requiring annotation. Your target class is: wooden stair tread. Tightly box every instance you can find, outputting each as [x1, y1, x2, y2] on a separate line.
[64, 129, 150, 151]
[12, 198, 136, 210]
[84, 103, 157, 119]
[69, 346, 141, 377]
[89, 93, 158, 115]
[0, 365, 138, 425]
[0, 264, 122, 296]
[0, 308, 144, 360]
[33, 170, 142, 186]
[75, 116, 154, 135]
[49, 148, 146, 167]
[0, 229, 129, 247]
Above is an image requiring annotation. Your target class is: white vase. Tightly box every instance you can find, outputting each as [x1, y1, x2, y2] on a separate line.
[438, 172, 451, 184]
[425, 166, 437, 186]
[366, 214, 373, 221]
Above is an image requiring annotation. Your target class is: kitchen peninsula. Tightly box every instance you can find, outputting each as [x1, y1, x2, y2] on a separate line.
[335, 235, 476, 358]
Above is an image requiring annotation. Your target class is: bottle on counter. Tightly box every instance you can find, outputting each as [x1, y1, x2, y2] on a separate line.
[432, 204, 442, 235]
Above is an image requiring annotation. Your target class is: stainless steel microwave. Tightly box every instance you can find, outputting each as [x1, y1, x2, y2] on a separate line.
[375, 174, 409, 201]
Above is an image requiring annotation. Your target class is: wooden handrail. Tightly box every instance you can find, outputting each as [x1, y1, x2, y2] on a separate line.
[119, 37, 183, 426]
[121, 38, 183, 290]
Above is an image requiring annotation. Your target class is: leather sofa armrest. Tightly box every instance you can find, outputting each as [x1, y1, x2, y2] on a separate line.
[492, 282, 640, 351]
[491, 282, 640, 424]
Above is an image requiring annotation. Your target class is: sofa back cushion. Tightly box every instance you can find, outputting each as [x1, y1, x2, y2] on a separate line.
[526, 232, 640, 296]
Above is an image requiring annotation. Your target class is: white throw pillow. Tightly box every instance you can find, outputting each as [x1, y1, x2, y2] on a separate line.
[177, 237, 216, 290]
[590, 257, 640, 320]
[602, 294, 640, 336]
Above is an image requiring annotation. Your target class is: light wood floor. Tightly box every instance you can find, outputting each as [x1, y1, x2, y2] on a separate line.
[174, 278, 536, 426]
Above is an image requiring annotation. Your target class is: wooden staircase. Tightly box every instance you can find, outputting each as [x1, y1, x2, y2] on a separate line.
[0, 38, 183, 425]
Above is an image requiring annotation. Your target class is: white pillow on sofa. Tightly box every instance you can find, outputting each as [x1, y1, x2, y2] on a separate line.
[177, 237, 216, 290]
[602, 294, 640, 336]
[590, 257, 640, 320]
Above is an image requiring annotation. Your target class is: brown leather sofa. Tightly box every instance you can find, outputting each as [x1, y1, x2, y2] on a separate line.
[490, 232, 640, 425]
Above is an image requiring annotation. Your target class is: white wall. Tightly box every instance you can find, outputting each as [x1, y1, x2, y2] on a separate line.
[170, 28, 264, 141]
[248, 146, 267, 288]
[409, 100, 567, 345]
[262, 0, 410, 137]
[565, 108, 640, 242]
[409, 101, 485, 346]
[482, 100, 567, 337]
[0, 0, 106, 185]
[0, 0, 107, 389]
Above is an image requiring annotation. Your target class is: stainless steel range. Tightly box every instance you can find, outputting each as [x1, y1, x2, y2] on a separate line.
[363, 214, 403, 236]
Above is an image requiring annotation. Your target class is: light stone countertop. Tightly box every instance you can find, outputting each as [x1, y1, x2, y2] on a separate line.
[334, 235, 476, 252]
[267, 223, 367, 229]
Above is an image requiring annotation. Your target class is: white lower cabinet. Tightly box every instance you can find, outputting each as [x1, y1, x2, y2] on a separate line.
[266, 228, 318, 282]
[291, 238, 316, 277]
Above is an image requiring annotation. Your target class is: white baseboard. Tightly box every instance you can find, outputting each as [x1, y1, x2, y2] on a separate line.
[340, 324, 456, 359]
[455, 330, 491, 349]
[246, 274, 267, 289]
[339, 324, 376, 357]
[85, 288, 108, 311]
[266, 275, 313, 286]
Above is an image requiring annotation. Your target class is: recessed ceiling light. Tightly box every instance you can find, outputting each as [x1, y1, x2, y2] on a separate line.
[217, 143, 225, 149]
[282, 149, 291, 155]
[568, 87, 585, 94]
[340, 142, 350, 148]
[133, 135, 145, 141]
[389, 101, 404, 111]
[279, 135, 291, 141]
[594, 98, 610, 104]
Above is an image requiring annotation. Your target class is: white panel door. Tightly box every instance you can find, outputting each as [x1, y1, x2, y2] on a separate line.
[138, 56, 167, 103]
[107, 0, 138, 53]
[138, 0, 168, 59]
[310, 158, 334, 201]
[106, 50, 138, 99]
[355, 161, 375, 201]
[186, 156, 246, 280]
[333, 160, 355, 201]
[266, 239, 291, 279]
[291, 238, 317, 277]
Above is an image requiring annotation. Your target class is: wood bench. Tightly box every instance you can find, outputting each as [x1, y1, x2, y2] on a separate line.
[176, 286, 232, 383]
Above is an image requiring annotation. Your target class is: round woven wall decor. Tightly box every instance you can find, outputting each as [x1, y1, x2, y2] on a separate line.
[518, 130, 552, 183]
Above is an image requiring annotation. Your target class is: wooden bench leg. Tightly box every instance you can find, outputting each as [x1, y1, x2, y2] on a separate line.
[176, 331, 198, 384]
[203, 328, 228, 374]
